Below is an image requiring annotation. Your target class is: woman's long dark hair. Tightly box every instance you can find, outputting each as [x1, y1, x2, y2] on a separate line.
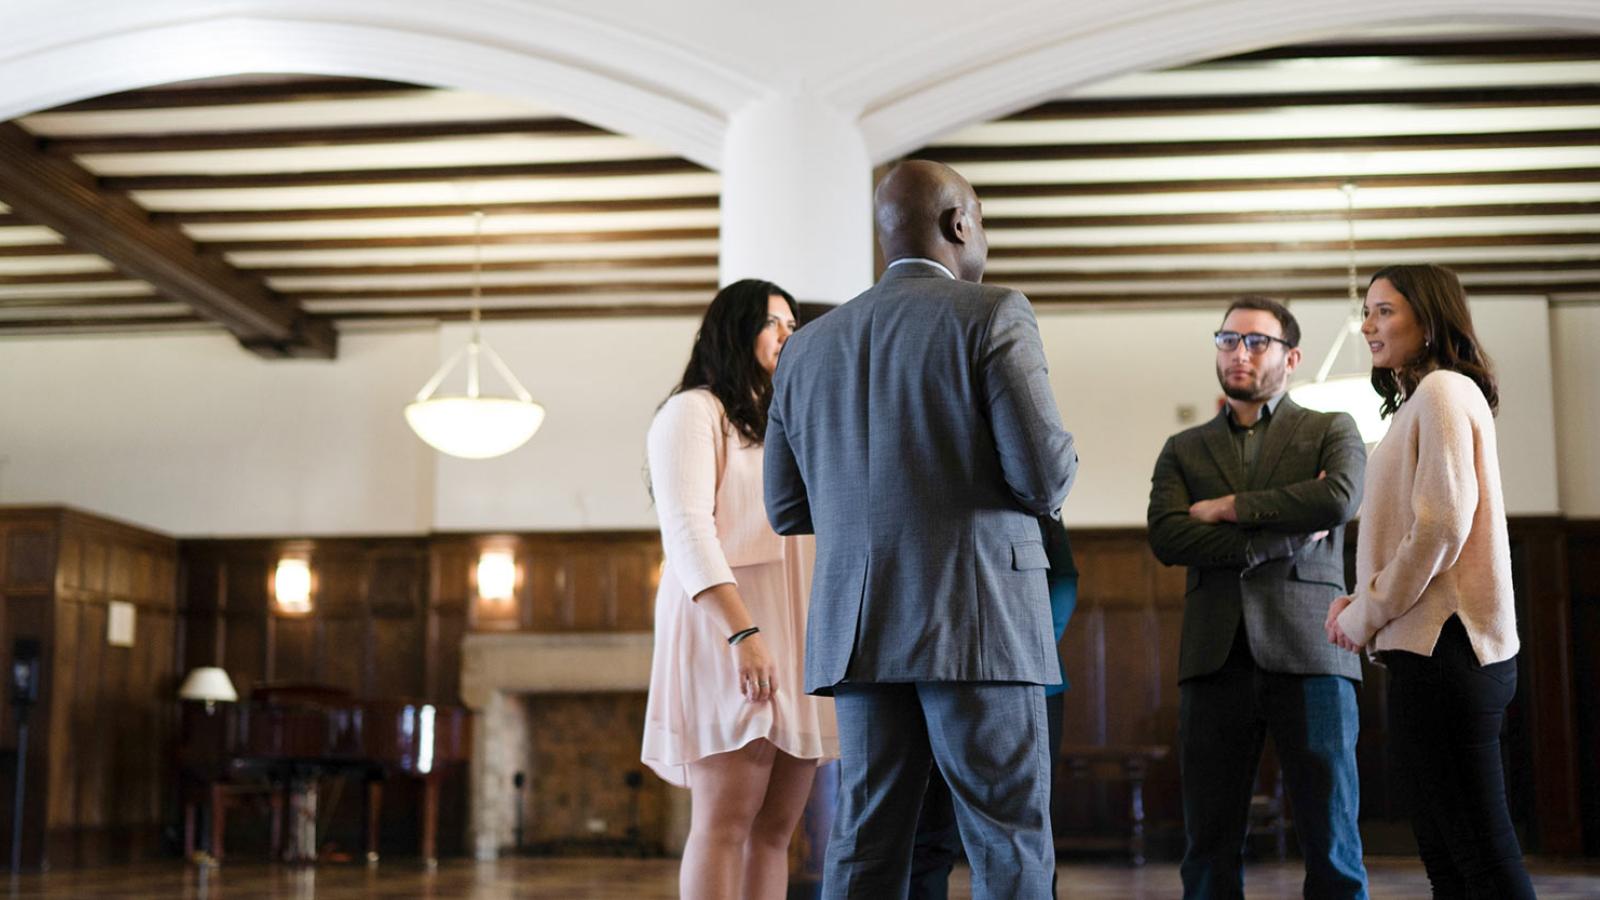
[671, 278, 798, 445]
[1368, 263, 1498, 418]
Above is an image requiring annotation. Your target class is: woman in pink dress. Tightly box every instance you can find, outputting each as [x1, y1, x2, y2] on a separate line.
[641, 278, 838, 900]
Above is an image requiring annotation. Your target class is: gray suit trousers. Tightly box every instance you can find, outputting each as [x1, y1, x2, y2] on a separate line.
[823, 682, 1054, 900]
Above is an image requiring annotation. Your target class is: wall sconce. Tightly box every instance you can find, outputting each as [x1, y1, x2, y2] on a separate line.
[476, 549, 517, 605]
[274, 556, 313, 615]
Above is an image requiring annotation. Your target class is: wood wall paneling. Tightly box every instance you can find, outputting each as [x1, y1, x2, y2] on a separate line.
[7, 526, 55, 592]
[1056, 521, 1586, 857]
[568, 551, 611, 631]
[1568, 521, 1600, 856]
[1512, 520, 1584, 854]
[1054, 531, 1185, 847]
[222, 610, 269, 695]
[372, 617, 425, 699]
[270, 615, 318, 684]
[1, 512, 1585, 868]
[525, 548, 565, 631]
[0, 508, 178, 869]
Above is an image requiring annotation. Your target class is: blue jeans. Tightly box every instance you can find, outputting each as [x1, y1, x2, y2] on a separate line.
[1178, 634, 1367, 900]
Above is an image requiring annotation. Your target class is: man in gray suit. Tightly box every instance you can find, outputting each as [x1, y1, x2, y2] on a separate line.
[1147, 296, 1369, 899]
[765, 160, 1077, 900]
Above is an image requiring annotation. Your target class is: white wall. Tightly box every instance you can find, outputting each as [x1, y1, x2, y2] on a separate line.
[0, 329, 438, 535]
[0, 298, 1581, 536]
[430, 317, 699, 531]
[1290, 295, 1563, 517]
[1037, 307, 1220, 526]
[1036, 295, 1562, 526]
[1551, 304, 1600, 518]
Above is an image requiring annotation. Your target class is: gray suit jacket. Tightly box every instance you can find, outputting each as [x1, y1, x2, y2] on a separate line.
[765, 263, 1078, 695]
[1147, 397, 1367, 682]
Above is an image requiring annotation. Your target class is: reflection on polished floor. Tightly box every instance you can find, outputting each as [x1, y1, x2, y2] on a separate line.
[5, 857, 1600, 899]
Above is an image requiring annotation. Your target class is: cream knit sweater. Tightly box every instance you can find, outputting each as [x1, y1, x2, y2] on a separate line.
[1336, 369, 1519, 664]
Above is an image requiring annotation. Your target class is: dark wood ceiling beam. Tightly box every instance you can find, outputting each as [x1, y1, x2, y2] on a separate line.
[1007, 85, 1600, 119]
[154, 196, 720, 225]
[206, 228, 717, 253]
[920, 128, 1600, 164]
[0, 314, 208, 332]
[1014, 281, 1600, 299]
[102, 157, 707, 191]
[0, 123, 335, 358]
[290, 281, 719, 301]
[0, 271, 130, 286]
[50, 78, 422, 112]
[986, 202, 1600, 230]
[988, 233, 1600, 259]
[0, 244, 91, 257]
[973, 167, 1600, 198]
[1219, 37, 1600, 63]
[329, 304, 709, 322]
[990, 259, 1600, 282]
[0, 295, 158, 309]
[247, 255, 719, 278]
[1026, 289, 1346, 305]
[44, 118, 608, 155]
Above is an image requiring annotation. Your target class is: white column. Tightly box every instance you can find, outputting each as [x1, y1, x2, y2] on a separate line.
[719, 94, 875, 304]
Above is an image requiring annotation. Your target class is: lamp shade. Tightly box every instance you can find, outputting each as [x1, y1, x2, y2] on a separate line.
[178, 667, 238, 704]
[405, 396, 545, 460]
[1290, 374, 1391, 445]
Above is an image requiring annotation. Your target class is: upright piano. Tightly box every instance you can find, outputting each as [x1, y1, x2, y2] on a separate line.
[179, 683, 470, 864]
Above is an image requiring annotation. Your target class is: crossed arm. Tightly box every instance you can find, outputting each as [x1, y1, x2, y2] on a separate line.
[1147, 413, 1365, 569]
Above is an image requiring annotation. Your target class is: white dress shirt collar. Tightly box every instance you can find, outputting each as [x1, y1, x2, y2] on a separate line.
[885, 257, 956, 280]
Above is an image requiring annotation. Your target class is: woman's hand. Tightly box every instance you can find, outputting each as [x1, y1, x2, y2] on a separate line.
[1324, 596, 1361, 653]
[732, 632, 777, 702]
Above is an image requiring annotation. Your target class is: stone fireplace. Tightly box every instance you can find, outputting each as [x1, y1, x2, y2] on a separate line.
[458, 631, 689, 860]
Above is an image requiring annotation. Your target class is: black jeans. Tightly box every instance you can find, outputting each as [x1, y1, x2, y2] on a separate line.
[1382, 616, 1535, 900]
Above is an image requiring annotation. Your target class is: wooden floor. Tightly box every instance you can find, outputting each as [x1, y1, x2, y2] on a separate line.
[5, 856, 1599, 898]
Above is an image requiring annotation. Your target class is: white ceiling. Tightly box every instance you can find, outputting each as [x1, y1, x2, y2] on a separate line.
[2, 24, 1599, 338]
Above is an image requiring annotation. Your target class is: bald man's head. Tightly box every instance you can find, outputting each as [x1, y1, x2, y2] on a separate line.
[874, 160, 988, 282]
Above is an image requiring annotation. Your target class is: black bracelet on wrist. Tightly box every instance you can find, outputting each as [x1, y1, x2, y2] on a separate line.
[727, 626, 760, 646]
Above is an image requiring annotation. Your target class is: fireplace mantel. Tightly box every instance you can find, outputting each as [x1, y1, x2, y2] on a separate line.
[460, 631, 654, 708]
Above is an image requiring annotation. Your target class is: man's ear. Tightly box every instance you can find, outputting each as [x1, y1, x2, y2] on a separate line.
[1285, 346, 1303, 373]
[940, 206, 967, 245]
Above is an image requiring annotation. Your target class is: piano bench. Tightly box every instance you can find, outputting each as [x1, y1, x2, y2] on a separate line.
[184, 780, 284, 864]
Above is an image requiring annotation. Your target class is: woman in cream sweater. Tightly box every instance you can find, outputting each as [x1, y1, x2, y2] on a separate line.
[641, 279, 838, 900]
[1325, 263, 1533, 898]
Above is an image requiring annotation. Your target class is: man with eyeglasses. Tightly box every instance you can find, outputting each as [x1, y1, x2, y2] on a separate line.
[1147, 296, 1370, 899]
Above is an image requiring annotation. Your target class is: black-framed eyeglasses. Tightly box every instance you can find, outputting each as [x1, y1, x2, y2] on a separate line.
[1214, 330, 1294, 354]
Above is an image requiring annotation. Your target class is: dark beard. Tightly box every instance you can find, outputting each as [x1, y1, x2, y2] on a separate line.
[1216, 363, 1284, 402]
[1221, 382, 1265, 401]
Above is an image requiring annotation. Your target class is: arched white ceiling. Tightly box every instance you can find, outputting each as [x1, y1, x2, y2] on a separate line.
[854, 0, 1600, 163]
[0, 0, 765, 168]
[2, 0, 1599, 168]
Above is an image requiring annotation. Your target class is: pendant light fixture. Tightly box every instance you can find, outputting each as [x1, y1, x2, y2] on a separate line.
[404, 212, 546, 459]
[1288, 182, 1390, 445]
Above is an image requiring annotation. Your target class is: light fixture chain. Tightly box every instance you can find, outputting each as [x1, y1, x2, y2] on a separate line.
[467, 209, 486, 399]
[1343, 181, 1358, 306]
